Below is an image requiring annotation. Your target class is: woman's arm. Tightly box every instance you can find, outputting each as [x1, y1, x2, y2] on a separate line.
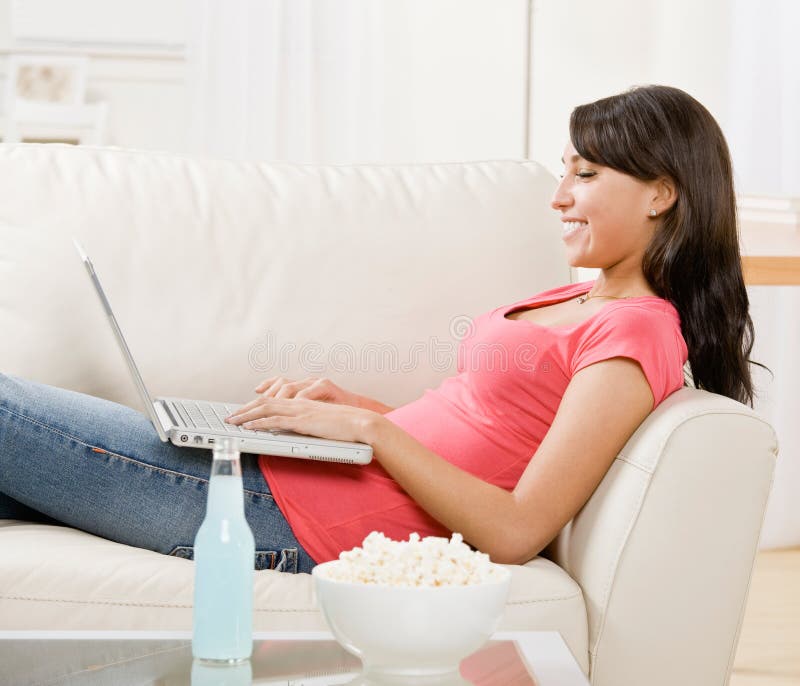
[228, 357, 653, 565]
[361, 357, 654, 564]
[353, 395, 395, 414]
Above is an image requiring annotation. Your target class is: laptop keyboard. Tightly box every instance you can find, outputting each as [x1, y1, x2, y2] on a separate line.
[170, 400, 261, 435]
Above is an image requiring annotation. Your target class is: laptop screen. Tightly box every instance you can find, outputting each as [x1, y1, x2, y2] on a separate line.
[72, 237, 169, 442]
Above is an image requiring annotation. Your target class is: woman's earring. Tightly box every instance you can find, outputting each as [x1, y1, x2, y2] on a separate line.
[648, 209, 657, 217]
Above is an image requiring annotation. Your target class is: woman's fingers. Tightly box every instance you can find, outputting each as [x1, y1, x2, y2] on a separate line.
[226, 397, 308, 425]
[225, 397, 368, 443]
[293, 378, 331, 401]
[225, 397, 262, 420]
[262, 377, 289, 398]
[294, 385, 317, 400]
[226, 390, 288, 421]
[228, 378, 303, 421]
[239, 414, 296, 431]
[230, 376, 349, 423]
[275, 380, 310, 399]
[254, 376, 278, 393]
[256, 376, 323, 399]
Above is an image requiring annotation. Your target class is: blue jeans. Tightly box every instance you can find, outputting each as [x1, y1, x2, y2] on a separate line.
[0, 374, 316, 573]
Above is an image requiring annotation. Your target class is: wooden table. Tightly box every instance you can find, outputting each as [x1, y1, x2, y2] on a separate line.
[739, 197, 800, 286]
[742, 256, 800, 285]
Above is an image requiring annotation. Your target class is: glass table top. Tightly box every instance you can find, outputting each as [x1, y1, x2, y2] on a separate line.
[0, 630, 589, 686]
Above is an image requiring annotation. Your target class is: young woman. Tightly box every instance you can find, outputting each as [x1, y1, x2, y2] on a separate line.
[0, 85, 757, 575]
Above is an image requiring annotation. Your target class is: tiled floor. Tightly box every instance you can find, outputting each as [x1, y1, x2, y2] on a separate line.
[730, 547, 800, 685]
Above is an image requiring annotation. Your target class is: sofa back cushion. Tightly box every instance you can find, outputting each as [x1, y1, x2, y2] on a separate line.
[0, 144, 568, 409]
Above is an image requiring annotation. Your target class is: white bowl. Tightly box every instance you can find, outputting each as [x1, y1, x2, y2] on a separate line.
[312, 561, 512, 677]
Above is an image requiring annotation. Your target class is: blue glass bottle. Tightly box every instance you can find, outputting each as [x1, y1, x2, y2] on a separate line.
[192, 437, 255, 663]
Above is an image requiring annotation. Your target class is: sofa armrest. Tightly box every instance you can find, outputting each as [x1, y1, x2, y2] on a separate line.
[543, 387, 778, 686]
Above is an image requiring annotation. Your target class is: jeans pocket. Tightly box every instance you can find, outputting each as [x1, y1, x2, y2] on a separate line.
[168, 545, 299, 573]
[276, 548, 299, 573]
[256, 548, 299, 573]
[168, 545, 195, 560]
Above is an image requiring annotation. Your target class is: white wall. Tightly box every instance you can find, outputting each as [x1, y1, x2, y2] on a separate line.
[528, 0, 733, 176]
[380, 0, 530, 163]
[0, 0, 9, 47]
[0, 0, 189, 150]
[1, 0, 531, 162]
[0, 51, 189, 150]
[9, 0, 186, 48]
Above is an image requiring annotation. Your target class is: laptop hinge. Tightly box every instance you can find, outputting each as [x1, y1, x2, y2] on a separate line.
[152, 401, 174, 442]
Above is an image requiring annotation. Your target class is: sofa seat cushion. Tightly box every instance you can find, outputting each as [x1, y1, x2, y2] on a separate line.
[0, 520, 589, 672]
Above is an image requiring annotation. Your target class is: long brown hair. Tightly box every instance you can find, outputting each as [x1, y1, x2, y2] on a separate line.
[570, 84, 761, 406]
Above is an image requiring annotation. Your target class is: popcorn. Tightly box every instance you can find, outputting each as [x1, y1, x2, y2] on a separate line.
[324, 531, 502, 587]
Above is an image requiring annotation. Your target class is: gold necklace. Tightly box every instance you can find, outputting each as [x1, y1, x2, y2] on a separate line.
[575, 293, 631, 305]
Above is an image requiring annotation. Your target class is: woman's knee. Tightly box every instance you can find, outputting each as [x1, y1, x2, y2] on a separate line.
[0, 372, 21, 406]
[0, 491, 65, 525]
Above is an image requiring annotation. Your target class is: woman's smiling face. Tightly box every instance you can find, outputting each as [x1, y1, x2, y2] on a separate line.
[551, 141, 659, 270]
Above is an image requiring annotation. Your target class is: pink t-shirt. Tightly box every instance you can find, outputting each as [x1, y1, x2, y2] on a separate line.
[258, 280, 688, 564]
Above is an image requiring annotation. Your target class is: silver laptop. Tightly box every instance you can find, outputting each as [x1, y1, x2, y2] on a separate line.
[73, 238, 372, 465]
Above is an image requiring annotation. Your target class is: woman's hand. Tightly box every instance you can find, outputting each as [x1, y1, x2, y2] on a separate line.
[224, 396, 380, 444]
[253, 375, 360, 406]
[252, 375, 395, 415]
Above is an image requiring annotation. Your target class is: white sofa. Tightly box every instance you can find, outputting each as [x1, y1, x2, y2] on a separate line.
[0, 144, 778, 685]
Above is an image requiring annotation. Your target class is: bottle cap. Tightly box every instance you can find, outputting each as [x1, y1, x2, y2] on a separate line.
[213, 436, 239, 460]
